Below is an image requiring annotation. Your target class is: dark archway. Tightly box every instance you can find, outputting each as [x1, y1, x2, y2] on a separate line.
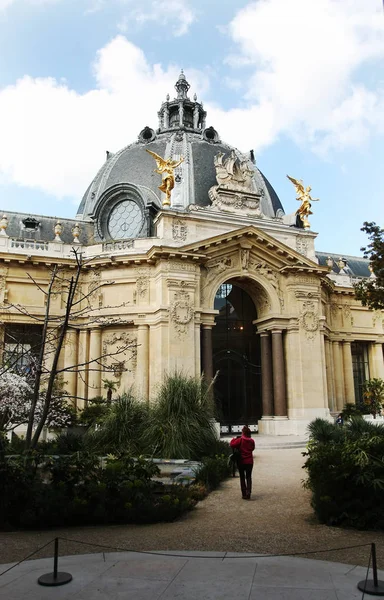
[212, 282, 261, 433]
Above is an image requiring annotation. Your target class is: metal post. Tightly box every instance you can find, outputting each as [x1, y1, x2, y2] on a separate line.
[357, 543, 384, 596]
[38, 538, 73, 587]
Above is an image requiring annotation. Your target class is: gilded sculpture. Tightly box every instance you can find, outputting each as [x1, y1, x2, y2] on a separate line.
[146, 149, 184, 207]
[286, 175, 319, 229]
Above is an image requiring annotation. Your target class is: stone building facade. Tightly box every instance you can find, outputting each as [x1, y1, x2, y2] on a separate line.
[0, 72, 383, 436]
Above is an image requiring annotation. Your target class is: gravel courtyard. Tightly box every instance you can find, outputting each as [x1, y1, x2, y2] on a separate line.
[1, 447, 384, 569]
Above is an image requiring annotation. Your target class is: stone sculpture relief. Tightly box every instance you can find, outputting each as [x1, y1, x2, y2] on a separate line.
[0, 266, 8, 304]
[213, 150, 254, 191]
[172, 218, 188, 241]
[208, 151, 261, 216]
[135, 268, 150, 299]
[102, 331, 137, 368]
[170, 283, 194, 338]
[296, 236, 309, 257]
[248, 258, 284, 309]
[300, 300, 319, 340]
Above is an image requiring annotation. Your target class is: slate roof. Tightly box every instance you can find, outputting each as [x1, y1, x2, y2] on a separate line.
[316, 251, 370, 278]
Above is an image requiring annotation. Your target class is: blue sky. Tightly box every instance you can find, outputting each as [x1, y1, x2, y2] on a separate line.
[0, 0, 383, 256]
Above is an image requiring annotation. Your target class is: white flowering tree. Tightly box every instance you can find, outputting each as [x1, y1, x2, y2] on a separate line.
[0, 248, 135, 449]
[0, 372, 32, 432]
[0, 372, 75, 433]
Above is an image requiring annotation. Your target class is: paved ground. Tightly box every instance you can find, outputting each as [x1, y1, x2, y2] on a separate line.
[1, 445, 384, 570]
[1, 550, 382, 599]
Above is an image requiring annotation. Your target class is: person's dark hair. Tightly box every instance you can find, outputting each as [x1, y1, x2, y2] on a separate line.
[242, 425, 251, 436]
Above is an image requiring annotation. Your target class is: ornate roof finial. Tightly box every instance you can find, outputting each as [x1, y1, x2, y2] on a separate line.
[175, 69, 190, 99]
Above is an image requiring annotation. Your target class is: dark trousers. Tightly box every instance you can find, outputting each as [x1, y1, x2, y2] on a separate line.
[238, 463, 253, 497]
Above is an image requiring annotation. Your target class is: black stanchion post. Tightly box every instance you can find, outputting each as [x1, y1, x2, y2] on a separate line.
[358, 543, 384, 596]
[38, 538, 73, 587]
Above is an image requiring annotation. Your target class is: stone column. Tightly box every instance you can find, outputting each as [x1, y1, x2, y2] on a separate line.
[260, 332, 273, 417]
[324, 338, 336, 412]
[0, 323, 5, 367]
[201, 325, 213, 382]
[194, 322, 201, 378]
[136, 324, 150, 401]
[370, 342, 384, 379]
[64, 329, 78, 406]
[271, 330, 287, 417]
[342, 341, 355, 404]
[76, 329, 88, 408]
[332, 341, 344, 411]
[88, 328, 101, 399]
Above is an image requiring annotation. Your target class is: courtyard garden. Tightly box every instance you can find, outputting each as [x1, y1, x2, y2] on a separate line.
[0, 373, 231, 531]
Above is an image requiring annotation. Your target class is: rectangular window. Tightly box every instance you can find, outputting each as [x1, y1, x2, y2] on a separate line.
[2, 324, 42, 375]
[351, 342, 370, 404]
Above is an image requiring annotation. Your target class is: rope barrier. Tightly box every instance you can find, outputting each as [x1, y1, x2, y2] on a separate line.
[58, 536, 373, 560]
[1, 536, 382, 597]
[0, 538, 55, 578]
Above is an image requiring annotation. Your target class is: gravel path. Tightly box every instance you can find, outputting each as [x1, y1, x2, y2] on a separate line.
[1, 447, 384, 569]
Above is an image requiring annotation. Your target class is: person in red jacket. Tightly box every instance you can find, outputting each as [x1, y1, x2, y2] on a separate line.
[230, 425, 255, 500]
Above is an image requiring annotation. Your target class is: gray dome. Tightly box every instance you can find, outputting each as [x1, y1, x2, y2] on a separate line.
[77, 73, 285, 232]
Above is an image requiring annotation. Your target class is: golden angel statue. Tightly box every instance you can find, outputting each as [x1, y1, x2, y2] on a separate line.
[146, 149, 184, 207]
[286, 175, 319, 229]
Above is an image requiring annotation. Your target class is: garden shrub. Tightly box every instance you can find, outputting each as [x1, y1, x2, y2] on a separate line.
[303, 417, 384, 529]
[85, 392, 148, 455]
[0, 453, 198, 530]
[145, 372, 218, 460]
[195, 454, 231, 491]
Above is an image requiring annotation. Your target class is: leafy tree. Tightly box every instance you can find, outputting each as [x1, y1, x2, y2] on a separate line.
[354, 221, 384, 310]
[361, 378, 384, 418]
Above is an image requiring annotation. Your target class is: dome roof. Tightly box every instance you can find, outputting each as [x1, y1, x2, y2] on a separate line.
[77, 73, 285, 227]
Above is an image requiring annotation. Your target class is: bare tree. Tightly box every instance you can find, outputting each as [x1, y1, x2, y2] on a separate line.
[0, 248, 136, 449]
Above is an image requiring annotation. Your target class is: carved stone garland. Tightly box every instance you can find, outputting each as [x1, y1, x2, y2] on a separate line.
[0, 267, 8, 304]
[102, 331, 138, 374]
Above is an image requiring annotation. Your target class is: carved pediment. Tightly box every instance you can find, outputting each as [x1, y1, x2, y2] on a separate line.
[180, 225, 327, 275]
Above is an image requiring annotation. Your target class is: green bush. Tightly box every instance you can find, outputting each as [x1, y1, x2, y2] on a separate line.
[342, 402, 365, 420]
[195, 455, 231, 491]
[77, 398, 111, 428]
[145, 372, 218, 460]
[0, 453, 198, 530]
[85, 392, 148, 455]
[303, 417, 384, 529]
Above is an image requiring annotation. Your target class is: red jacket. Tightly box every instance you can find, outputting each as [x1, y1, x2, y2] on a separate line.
[230, 434, 255, 464]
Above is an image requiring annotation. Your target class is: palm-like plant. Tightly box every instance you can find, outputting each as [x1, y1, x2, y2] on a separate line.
[145, 372, 217, 460]
[307, 418, 343, 444]
[85, 392, 148, 455]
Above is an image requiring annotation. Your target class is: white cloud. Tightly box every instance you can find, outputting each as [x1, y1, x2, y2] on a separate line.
[0, 36, 208, 200]
[118, 0, 196, 37]
[220, 0, 384, 154]
[0, 0, 383, 203]
[0, 0, 60, 9]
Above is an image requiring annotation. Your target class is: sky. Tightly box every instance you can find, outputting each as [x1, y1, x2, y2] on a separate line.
[0, 0, 383, 257]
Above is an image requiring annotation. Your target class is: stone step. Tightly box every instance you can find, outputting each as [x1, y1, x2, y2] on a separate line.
[221, 435, 308, 450]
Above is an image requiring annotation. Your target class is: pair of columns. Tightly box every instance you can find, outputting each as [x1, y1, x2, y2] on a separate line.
[326, 339, 384, 412]
[201, 325, 287, 419]
[63, 325, 151, 405]
[260, 330, 288, 418]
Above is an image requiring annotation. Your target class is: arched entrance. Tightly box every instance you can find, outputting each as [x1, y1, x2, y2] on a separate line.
[212, 282, 261, 433]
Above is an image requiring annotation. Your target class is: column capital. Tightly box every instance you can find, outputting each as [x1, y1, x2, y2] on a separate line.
[259, 331, 270, 338]
[271, 329, 283, 335]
